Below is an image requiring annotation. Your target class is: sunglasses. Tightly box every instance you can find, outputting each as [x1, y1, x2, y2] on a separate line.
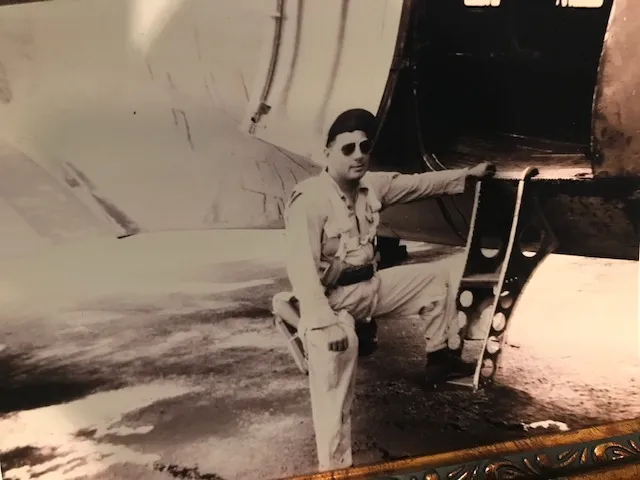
[340, 139, 372, 157]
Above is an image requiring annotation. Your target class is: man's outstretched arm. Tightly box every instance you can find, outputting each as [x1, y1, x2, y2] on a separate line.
[366, 162, 495, 208]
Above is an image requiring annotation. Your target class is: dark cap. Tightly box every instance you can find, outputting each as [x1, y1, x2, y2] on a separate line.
[325, 108, 377, 147]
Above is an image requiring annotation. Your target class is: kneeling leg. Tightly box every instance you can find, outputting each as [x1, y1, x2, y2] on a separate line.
[304, 312, 359, 471]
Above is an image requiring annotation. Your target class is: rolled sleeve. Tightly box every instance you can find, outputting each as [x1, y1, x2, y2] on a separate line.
[284, 192, 337, 330]
[367, 169, 470, 208]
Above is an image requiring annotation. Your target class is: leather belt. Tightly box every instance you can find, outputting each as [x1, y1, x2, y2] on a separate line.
[335, 264, 375, 287]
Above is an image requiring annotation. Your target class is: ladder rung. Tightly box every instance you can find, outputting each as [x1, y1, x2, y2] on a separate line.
[460, 272, 500, 287]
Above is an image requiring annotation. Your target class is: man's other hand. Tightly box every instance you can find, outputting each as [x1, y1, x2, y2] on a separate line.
[323, 323, 349, 352]
[469, 162, 496, 179]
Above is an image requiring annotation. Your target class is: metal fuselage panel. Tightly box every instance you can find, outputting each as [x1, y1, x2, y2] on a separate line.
[0, 0, 318, 249]
[591, 0, 640, 176]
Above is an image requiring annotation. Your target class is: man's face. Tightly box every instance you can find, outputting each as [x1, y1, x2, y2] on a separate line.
[324, 130, 372, 181]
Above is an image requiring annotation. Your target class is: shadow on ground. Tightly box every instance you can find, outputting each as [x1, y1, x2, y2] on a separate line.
[0, 350, 123, 416]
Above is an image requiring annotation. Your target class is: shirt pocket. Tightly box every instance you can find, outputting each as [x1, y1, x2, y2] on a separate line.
[323, 216, 344, 240]
[362, 199, 381, 243]
[322, 215, 355, 264]
[365, 196, 382, 222]
[323, 211, 353, 241]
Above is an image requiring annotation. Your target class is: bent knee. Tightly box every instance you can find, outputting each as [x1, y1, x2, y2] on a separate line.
[272, 291, 295, 313]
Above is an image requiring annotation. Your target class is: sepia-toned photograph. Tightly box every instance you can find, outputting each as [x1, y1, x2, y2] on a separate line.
[0, 0, 638, 479]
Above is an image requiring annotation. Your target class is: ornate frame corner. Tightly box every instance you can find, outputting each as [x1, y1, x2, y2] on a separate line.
[282, 418, 640, 480]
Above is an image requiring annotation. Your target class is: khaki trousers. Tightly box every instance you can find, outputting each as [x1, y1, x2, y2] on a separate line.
[301, 263, 460, 471]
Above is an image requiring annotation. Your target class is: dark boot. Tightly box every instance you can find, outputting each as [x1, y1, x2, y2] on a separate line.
[424, 348, 476, 386]
[356, 319, 378, 357]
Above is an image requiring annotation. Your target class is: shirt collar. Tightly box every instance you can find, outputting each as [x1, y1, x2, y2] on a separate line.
[321, 166, 369, 201]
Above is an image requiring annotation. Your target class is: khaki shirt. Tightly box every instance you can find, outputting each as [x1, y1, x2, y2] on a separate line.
[284, 167, 470, 330]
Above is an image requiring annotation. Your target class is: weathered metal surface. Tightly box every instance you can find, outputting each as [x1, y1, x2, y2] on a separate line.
[374, 0, 414, 144]
[0, 0, 318, 257]
[591, 0, 640, 176]
[0, 140, 127, 261]
[378, 172, 640, 261]
[241, 0, 406, 162]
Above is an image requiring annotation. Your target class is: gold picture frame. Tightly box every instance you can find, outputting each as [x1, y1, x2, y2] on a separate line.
[283, 419, 640, 479]
[0, 1, 638, 480]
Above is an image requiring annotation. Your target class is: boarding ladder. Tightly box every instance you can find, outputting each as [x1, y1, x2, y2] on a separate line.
[447, 166, 558, 391]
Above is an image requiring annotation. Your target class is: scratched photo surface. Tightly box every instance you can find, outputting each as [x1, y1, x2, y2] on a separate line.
[0, 0, 638, 479]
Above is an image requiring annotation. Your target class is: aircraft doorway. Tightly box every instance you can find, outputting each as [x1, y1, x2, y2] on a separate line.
[401, 0, 615, 176]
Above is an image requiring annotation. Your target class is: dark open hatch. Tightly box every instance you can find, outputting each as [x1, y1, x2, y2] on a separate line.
[375, 0, 614, 179]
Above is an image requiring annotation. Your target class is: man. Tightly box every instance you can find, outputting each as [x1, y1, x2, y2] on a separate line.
[283, 108, 495, 472]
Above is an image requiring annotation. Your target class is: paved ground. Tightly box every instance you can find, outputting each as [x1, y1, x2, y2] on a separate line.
[0, 230, 638, 480]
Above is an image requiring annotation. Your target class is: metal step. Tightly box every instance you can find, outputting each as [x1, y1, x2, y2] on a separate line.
[460, 272, 501, 287]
